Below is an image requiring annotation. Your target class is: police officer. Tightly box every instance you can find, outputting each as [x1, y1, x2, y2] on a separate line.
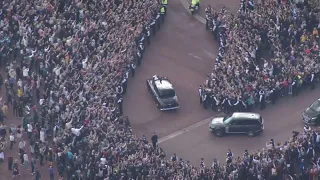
[162, 0, 168, 15]
[122, 74, 128, 94]
[151, 133, 158, 148]
[259, 89, 266, 110]
[145, 25, 151, 45]
[202, 92, 208, 109]
[160, 6, 166, 23]
[234, 97, 240, 112]
[269, 88, 276, 104]
[222, 96, 231, 114]
[199, 85, 203, 104]
[118, 96, 123, 115]
[239, 0, 246, 13]
[136, 48, 142, 66]
[130, 61, 136, 77]
[310, 71, 315, 89]
[205, 5, 212, 30]
[212, 15, 220, 40]
[211, 94, 219, 111]
[226, 149, 233, 163]
[116, 84, 123, 96]
[292, 78, 297, 96]
[138, 37, 145, 59]
[229, 96, 236, 113]
[156, 10, 161, 29]
[150, 12, 157, 36]
[171, 153, 178, 162]
[239, 97, 247, 112]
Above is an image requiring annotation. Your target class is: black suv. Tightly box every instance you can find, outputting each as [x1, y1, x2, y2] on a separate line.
[302, 98, 320, 125]
[209, 112, 264, 137]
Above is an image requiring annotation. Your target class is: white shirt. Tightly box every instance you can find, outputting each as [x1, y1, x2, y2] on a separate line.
[71, 126, 83, 136]
[27, 124, 33, 133]
[18, 141, 25, 149]
[17, 80, 22, 87]
[40, 130, 45, 142]
[23, 68, 29, 77]
[54, 66, 61, 76]
[23, 154, 29, 162]
[9, 135, 14, 141]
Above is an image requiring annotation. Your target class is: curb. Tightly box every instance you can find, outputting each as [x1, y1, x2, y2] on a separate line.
[178, 0, 206, 24]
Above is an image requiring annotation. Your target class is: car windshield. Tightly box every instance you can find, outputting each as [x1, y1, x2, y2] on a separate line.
[310, 100, 320, 112]
[159, 89, 176, 99]
[223, 116, 232, 124]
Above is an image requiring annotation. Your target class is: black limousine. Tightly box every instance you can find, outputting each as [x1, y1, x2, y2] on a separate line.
[146, 75, 179, 111]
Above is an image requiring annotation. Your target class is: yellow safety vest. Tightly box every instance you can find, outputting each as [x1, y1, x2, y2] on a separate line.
[18, 88, 23, 97]
[161, 7, 165, 13]
[191, 0, 197, 5]
[162, 0, 168, 5]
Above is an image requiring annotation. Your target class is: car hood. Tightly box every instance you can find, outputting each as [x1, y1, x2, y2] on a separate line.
[210, 117, 224, 126]
[304, 108, 320, 118]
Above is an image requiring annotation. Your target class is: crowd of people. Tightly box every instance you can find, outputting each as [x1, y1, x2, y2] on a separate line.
[202, 0, 320, 114]
[0, 0, 319, 179]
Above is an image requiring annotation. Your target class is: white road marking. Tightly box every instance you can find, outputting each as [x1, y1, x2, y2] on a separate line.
[203, 50, 216, 59]
[158, 114, 222, 144]
[188, 53, 203, 60]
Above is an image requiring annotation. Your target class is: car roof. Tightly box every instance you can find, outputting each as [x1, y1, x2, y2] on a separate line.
[232, 112, 261, 120]
[154, 79, 174, 90]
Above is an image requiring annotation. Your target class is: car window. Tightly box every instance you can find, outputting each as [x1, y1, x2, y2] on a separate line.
[239, 119, 261, 125]
[223, 116, 233, 124]
[152, 84, 160, 95]
[236, 119, 249, 125]
[310, 100, 320, 112]
[251, 120, 261, 125]
[229, 119, 239, 125]
[159, 89, 176, 98]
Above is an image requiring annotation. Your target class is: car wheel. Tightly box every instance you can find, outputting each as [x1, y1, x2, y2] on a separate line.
[214, 129, 224, 137]
[247, 131, 255, 137]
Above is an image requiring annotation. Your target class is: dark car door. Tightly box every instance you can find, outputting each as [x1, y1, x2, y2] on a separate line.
[228, 119, 245, 133]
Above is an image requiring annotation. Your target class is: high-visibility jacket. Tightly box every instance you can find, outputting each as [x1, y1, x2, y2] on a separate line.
[162, 0, 168, 5]
[161, 6, 165, 13]
[18, 88, 23, 97]
[192, 0, 197, 5]
[195, 0, 200, 3]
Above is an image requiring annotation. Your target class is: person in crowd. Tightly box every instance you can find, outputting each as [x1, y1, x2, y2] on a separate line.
[151, 132, 158, 148]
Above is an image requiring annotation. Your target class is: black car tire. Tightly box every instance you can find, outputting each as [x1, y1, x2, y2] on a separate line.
[246, 131, 255, 137]
[214, 129, 224, 137]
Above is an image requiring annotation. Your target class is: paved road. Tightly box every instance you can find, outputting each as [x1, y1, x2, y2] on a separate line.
[123, 0, 218, 138]
[160, 87, 319, 165]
